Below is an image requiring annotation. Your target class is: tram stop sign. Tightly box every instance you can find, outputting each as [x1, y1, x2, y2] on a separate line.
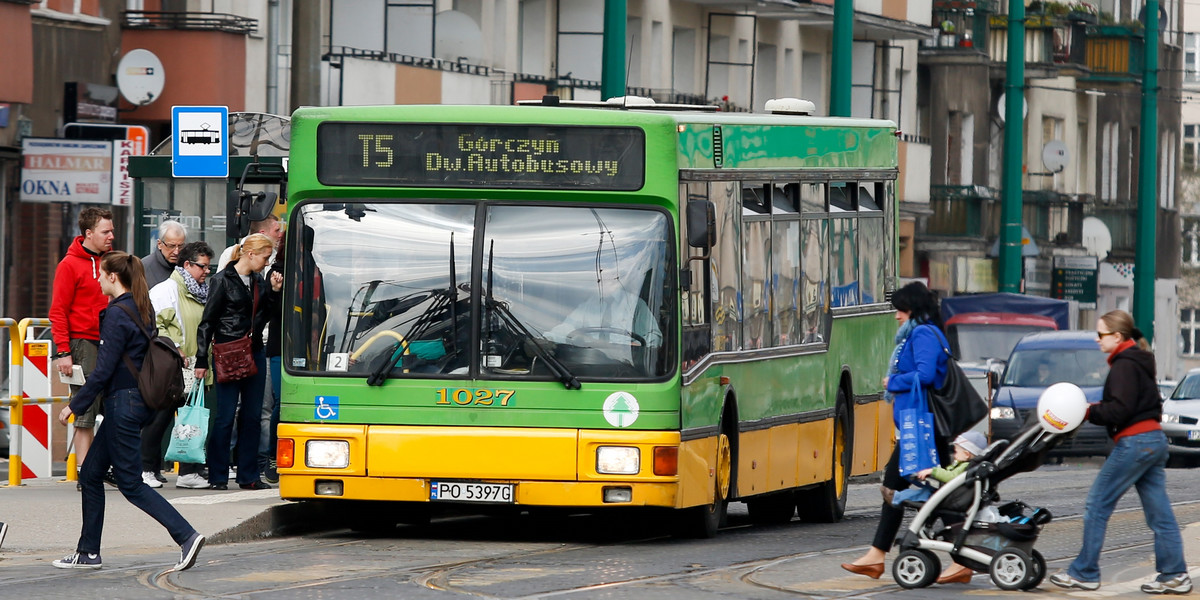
[1051, 255, 1099, 309]
[171, 105, 228, 177]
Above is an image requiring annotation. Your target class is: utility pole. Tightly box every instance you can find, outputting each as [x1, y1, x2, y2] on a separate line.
[290, 0, 321, 111]
[999, 0, 1026, 292]
[830, 0, 852, 116]
[1135, 0, 1160, 342]
[601, 0, 627, 100]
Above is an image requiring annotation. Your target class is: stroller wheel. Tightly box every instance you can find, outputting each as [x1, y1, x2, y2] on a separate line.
[990, 548, 1034, 591]
[892, 549, 940, 589]
[1019, 550, 1047, 590]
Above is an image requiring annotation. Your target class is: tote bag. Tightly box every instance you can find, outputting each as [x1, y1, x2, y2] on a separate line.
[898, 381, 940, 478]
[165, 385, 209, 464]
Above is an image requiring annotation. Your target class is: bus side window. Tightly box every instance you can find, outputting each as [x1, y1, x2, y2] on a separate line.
[681, 182, 712, 370]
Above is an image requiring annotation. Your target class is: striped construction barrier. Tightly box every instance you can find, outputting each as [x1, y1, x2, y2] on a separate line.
[2, 318, 71, 487]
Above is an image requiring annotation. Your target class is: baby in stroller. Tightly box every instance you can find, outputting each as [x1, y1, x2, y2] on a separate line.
[889, 383, 1088, 591]
[892, 431, 987, 507]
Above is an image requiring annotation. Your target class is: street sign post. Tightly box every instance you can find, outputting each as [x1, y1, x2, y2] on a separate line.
[1052, 255, 1099, 309]
[171, 105, 228, 178]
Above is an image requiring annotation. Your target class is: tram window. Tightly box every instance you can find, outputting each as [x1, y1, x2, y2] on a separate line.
[771, 184, 799, 214]
[800, 183, 825, 213]
[858, 183, 881, 212]
[742, 184, 769, 214]
[829, 183, 853, 212]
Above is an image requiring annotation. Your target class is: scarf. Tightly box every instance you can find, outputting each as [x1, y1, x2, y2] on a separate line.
[176, 266, 209, 304]
[1107, 338, 1136, 365]
[885, 318, 920, 400]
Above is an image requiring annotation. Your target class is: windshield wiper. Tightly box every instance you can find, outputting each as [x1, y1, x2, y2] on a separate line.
[485, 241, 580, 390]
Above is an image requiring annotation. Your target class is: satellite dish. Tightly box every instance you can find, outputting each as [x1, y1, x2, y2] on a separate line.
[1042, 140, 1069, 173]
[1082, 216, 1112, 260]
[116, 49, 165, 106]
[996, 92, 1028, 122]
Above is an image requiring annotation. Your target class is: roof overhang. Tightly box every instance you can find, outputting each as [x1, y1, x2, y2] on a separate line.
[693, 1, 935, 42]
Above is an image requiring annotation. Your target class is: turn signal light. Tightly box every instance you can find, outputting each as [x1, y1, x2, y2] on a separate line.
[277, 438, 295, 469]
[653, 446, 678, 476]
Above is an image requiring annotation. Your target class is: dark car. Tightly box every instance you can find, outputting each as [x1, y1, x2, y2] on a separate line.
[990, 331, 1112, 457]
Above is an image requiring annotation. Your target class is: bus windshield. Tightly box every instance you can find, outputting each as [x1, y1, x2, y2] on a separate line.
[288, 201, 674, 381]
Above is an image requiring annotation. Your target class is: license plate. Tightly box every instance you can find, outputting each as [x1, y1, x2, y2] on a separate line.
[430, 481, 514, 503]
[1188, 430, 1200, 441]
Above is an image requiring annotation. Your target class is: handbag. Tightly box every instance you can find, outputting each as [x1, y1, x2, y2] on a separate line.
[212, 280, 259, 384]
[898, 380, 940, 478]
[926, 327, 988, 438]
[165, 385, 209, 464]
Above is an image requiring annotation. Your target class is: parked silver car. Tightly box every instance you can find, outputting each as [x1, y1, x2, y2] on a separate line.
[1162, 370, 1200, 468]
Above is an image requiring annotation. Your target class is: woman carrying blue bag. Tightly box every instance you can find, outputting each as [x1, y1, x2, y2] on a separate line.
[843, 281, 960, 581]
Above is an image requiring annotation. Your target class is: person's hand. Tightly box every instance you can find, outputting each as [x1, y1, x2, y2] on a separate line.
[916, 468, 933, 480]
[270, 271, 283, 292]
[57, 355, 74, 377]
[58, 405, 74, 426]
[194, 367, 207, 381]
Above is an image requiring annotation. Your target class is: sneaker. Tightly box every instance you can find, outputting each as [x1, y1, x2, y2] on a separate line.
[52, 552, 102, 569]
[153, 471, 167, 484]
[1142, 573, 1193, 595]
[1050, 571, 1100, 591]
[239, 480, 272, 490]
[210, 483, 228, 490]
[103, 470, 118, 488]
[142, 471, 163, 488]
[176, 474, 211, 489]
[0, 521, 8, 549]
[263, 459, 278, 484]
[173, 532, 205, 572]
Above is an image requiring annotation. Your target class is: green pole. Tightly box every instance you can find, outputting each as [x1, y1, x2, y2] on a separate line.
[830, 0, 853, 116]
[601, 0, 627, 101]
[999, 0, 1026, 293]
[1135, 0, 1159, 342]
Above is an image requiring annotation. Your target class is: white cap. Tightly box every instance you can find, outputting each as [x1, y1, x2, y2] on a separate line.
[953, 431, 987, 456]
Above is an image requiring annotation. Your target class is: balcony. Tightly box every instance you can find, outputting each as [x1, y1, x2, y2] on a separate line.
[987, 12, 1089, 68]
[927, 185, 999, 237]
[1023, 190, 1085, 245]
[929, 0, 997, 52]
[122, 11, 257, 35]
[1087, 204, 1137, 254]
[1081, 25, 1144, 82]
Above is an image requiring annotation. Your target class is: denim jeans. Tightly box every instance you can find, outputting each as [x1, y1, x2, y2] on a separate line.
[77, 388, 196, 554]
[259, 356, 281, 469]
[1068, 430, 1187, 581]
[208, 349, 267, 486]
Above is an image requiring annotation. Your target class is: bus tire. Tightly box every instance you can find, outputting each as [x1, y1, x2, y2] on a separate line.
[796, 390, 850, 523]
[674, 430, 731, 538]
[746, 491, 797, 525]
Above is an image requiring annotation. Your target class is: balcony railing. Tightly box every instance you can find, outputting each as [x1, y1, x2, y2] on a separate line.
[930, 0, 998, 51]
[1023, 190, 1085, 245]
[987, 13, 1088, 66]
[1088, 204, 1137, 253]
[928, 185, 999, 237]
[1082, 25, 1144, 81]
[122, 11, 257, 35]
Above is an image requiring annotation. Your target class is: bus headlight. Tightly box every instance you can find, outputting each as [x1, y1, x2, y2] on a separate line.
[991, 407, 1016, 420]
[596, 446, 640, 475]
[305, 440, 350, 469]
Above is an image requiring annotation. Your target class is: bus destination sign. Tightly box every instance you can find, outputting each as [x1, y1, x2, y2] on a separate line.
[317, 123, 645, 190]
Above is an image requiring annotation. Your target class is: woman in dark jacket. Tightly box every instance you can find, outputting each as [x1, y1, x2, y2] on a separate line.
[1050, 310, 1190, 594]
[842, 281, 954, 581]
[193, 233, 282, 490]
[54, 252, 204, 572]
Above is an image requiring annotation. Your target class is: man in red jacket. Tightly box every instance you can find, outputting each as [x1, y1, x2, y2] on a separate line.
[49, 207, 115, 472]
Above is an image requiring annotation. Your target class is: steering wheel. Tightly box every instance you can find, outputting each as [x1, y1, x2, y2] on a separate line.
[566, 327, 648, 348]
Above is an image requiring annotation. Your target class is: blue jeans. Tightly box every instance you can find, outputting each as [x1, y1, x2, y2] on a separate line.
[1068, 430, 1188, 581]
[259, 356, 281, 468]
[77, 388, 196, 554]
[208, 350, 267, 486]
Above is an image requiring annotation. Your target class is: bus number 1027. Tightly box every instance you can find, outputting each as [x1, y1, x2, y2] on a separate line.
[435, 388, 515, 406]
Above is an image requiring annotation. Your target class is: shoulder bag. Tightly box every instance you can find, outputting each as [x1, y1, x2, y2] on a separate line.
[212, 278, 259, 384]
[926, 326, 988, 438]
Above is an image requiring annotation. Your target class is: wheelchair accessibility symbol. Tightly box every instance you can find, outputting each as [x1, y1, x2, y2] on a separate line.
[315, 396, 339, 420]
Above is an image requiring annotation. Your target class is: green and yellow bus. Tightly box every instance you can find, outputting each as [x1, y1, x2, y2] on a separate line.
[277, 100, 898, 536]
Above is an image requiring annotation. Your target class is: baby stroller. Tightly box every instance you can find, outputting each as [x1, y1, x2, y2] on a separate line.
[890, 383, 1088, 591]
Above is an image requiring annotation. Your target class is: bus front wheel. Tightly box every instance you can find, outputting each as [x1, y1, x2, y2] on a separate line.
[674, 431, 730, 538]
[796, 391, 850, 523]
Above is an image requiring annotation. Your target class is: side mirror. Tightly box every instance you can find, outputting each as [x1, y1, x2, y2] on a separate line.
[686, 200, 716, 250]
[227, 189, 252, 239]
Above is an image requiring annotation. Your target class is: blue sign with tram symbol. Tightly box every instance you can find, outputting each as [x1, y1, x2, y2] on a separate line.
[315, 396, 339, 420]
[171, 105, 228, 177]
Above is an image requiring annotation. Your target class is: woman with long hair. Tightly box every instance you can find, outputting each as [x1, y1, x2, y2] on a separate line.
[841, 281, 963, 582]
[54, 252, 204, 571]
[193, 233, 282, 490]
[1050, 310, 1190, 594]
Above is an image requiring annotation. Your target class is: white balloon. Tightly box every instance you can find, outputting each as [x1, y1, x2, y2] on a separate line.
[1037, 382, 1090, 434]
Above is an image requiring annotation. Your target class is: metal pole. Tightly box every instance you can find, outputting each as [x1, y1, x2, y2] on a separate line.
[601, 0, 627, 100]
[830, 0, 853, 116]
[290, 0, 322, 111]
[1135, 0, 1159, 343]
[999, 0, 1026, 292]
